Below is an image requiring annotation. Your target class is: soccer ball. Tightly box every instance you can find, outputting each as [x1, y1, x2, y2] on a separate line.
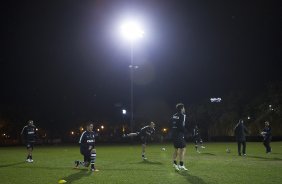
[161, 147, 166, 151]
[226, 148, 231, 153]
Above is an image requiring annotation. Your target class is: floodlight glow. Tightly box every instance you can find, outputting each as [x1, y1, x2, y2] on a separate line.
[122, 109, 127, 115]
[120, 21, 144, 42]
[210, 98, 222, 103]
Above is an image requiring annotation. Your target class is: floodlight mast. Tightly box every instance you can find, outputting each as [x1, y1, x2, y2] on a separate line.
[120, 20, 144, 133]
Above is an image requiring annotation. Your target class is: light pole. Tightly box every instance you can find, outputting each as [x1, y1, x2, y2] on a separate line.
[122, 109, 127, 134]
[120, 20, 144, 133]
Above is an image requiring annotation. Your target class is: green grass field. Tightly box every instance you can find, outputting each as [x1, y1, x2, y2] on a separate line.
[0, 142, 282, 184]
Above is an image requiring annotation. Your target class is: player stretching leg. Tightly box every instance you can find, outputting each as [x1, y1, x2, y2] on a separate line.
[123, 122, 155, 160]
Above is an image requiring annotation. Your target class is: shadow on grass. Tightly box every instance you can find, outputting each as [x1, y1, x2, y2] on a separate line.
[248, 155, 282, 161]
[16, 165, 72, 171]
[102, 168, 166, 172]
[178, 172, 206, 184]
[62, 169, 92, 184]
[0, 161, 26, 168]
[201, 153, 216, 156]
[138, 160, 163, 165]
[270, 153, 282, 155]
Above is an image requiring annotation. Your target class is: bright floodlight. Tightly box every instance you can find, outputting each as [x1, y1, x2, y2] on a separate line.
[120, 21, 144, 42]
[210, 98, 222, 103]
[122, 109, 127, 115]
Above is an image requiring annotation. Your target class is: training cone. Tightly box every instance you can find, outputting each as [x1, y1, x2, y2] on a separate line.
[58, 179, 67, 183]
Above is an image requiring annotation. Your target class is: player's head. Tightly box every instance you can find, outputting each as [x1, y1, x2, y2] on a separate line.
[176, 103, 185, 113]
[27, 120, 34, 126]
[86, 122, 94, 132]
[265, 121, 270, 127]
[149, 122, 155, 128]
[239, 119, 244, 124]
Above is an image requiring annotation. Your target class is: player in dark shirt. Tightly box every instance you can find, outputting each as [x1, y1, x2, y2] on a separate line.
[123, 122, 155, 160]
[193, 125, 205, 153]
[75, 122, 98, 171]
[21, 120, 37, 163]
[234, 119, 249, 156]
[171, 103, 188, 171]
[261, 121, 272, 153]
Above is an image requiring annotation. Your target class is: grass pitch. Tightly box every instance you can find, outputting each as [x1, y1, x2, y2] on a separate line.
[0, 142, 282, 184]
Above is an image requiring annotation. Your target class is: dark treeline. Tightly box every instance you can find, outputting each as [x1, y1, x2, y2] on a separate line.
[188, 82, 282, 139]
[0, 82, 282, 144]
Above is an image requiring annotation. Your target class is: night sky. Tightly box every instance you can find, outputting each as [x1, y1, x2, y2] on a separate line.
[1, 1, 282, 129]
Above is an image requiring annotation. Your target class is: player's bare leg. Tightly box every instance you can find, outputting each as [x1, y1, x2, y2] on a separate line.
[26, 147, 33, 162]
[173, 148, 179, 171]
[142, 144, 147, 160]
[179, 148, 188, 171]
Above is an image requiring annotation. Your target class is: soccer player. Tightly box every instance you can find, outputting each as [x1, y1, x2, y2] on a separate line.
[123, 122, 155, 160]
[193, 124, 205, 153]
[75, 122, 98, 171]
[234, 119, 249, 156]
[171, 103, 188, 171]
[261, 121, 272, 153]
[21, 120, 37, 163]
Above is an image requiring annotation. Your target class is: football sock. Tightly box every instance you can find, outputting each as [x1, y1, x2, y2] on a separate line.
[173, 160, 177, 165]
[90, 153, 96, 168]
[180, 161, 184, 166]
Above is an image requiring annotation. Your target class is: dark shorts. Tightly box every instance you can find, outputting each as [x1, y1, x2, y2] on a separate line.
[26, 142, 34, 149]
[194, 136, 202, 144]
[80, 146, 95, 162]
[140, 135, 148, 145]
[172, 134, 186, 149]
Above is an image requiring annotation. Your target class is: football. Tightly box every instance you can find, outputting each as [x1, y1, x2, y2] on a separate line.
[226, 148, 231, 153]
[58, 179, 67, 184]
[161, 147, 166, 151]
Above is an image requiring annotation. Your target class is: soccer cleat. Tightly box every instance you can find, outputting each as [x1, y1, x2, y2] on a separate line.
[197, 150, 201, 153]
[201, 146, 206, 149]
[178, 165, 188, 171]
[142, 155, 147, 160]
[173, 164, 180, 171]
[29, 159, 34, 163]
[26, 159, 30, 162]
[74, 160, 79, 168]
[142, 157, 147, 160]
[90, 167, 99, 172]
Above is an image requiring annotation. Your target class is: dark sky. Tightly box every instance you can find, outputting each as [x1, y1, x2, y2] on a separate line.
[1, 0, 282, 128]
